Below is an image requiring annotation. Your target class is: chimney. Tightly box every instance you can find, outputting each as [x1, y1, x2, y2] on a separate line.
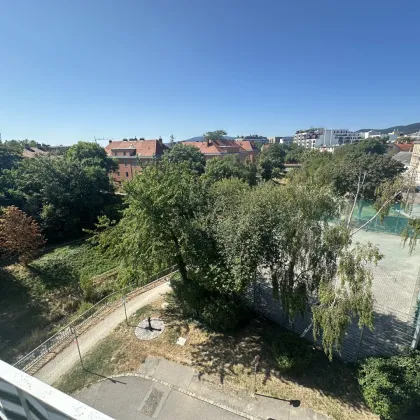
[158, 136, 163, 145]
[109, 140, 112, 144]
[206, 138, 210, 147]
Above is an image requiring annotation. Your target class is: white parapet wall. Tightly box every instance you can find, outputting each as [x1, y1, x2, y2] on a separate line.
[0, 360, 113, 420]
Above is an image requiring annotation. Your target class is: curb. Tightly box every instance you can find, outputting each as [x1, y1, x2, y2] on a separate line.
[77, 372, 262, 420]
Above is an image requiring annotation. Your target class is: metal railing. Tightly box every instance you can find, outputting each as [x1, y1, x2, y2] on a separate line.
[13, 265, 177, 372]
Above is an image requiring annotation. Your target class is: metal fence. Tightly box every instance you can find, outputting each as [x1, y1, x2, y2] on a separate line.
[13, 265, 177, 372]
[245, 264, 420, 363]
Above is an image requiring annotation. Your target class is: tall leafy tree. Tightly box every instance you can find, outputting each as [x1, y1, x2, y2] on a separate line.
[209, 179, 381, 358]
[0, 206, 45, 264]
[204, 155, 256, 185]
[2, 155, 115, 238]
[162, 142, 206, 174]
[258, 143, 286, 180]
[204, 130, 227, 141]
[298, 147, 405, 219]
[92, 161, 209, 283]
[284, 143, 305, 163]
[0, 144, 22, 174]
[66, 141, 117, 172]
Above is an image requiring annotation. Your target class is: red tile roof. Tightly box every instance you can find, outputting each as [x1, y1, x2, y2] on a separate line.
[22, 147, 47, 158]
[395, 143, 413, 152]
[182, 139, 255, 156]
[105, 140, 167, 157]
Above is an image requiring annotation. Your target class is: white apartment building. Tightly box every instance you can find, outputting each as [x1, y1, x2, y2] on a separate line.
[268, 136, 293, 145]
[294, 128, 363, 149]
[363, 130, 400, 142]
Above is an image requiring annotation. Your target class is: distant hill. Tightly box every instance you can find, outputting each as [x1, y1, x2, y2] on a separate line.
[357, 122, 420, 135]
[184, 136, 236, 142]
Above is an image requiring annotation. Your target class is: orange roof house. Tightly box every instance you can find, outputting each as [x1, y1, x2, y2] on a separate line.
[104, 138, 167, 184]
[182, 139, 257, 161]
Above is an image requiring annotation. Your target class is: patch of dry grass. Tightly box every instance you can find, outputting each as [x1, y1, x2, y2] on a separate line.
[54, 295, 377, 420]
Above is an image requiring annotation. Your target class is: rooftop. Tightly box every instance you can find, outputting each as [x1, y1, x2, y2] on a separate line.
[105, 139, 167, 157]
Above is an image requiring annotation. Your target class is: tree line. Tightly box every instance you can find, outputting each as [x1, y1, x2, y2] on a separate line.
[0, 141, 118, 246]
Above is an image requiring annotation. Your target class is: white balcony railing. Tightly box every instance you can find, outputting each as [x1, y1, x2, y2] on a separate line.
[0, 360, 113, 420]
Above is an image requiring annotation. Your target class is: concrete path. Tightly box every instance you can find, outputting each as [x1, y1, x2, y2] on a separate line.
[75, 376, 243, 420]
[75, 357, 330, 420]
[35, 282, 171, 385]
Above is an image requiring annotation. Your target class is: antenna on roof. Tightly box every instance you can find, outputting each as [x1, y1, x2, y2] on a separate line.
[94, 137, 113, 144]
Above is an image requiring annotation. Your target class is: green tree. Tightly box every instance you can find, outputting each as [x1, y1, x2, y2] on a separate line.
[2, 155, 115, 239]
[204, 129, 227, 141]
[162, 142, 206, 174]
[66, 141, 117, 172]
[284, 143, 305, 163]
[298, 147, 405, 220]
[0, 143, 22, 173]
[358, 351, 420, 420]
[258, 143, 286, 180]
[210, 179, 381, 358]
[92, 161, 208, 283]
[335, 139, 387, 157]
[204, 155, 256, 185]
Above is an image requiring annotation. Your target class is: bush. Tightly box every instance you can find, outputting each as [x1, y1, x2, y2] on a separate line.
[358, 351, 420, 420]
[271, 331, 314, 373]
[170, 274, 247, 331]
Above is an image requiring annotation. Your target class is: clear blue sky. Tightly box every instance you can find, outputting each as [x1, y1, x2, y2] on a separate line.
[1, 0, 419, 145]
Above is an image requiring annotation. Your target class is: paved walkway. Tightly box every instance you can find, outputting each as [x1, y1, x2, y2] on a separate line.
[75, 357, 330, 420]
[34, 282, 171, 385]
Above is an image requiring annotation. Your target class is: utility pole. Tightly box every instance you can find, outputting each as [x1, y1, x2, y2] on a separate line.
[70, 326, 84, 369]
[122, 295, 128, 325]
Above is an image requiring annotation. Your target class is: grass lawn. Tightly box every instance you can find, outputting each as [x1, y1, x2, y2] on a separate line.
[55, 295, 376, 420]
[0, 241, 119, 363]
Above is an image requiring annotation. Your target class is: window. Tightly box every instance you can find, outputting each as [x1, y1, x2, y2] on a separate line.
[123, 151, 126, 156]
[125, 160, 128, 167]
[125, 172, 129, 178]
[117, 171, 120, 176]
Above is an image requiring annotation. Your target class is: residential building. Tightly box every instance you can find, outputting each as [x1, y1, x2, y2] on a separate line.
[104, 138, 167, 184]
[235, 135, 269, 144]
[183, 139, 257, 161]
[268, 136, 293, 145]
[294, 128, 363, 149]
[410, 143, 420, 184]
[363, 130, 400, 142]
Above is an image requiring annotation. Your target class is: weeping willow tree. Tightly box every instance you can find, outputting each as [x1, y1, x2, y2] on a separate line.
[210, 179, 382, 359]
[93, 161, 384, 359]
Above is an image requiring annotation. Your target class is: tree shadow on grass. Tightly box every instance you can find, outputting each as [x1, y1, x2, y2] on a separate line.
[188, 315, 369, 413]
[0, 266, 49, 362]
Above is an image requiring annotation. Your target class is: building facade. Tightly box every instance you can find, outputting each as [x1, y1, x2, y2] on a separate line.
[268, 136, 294, 145]
[294, 128, 363, 149]
[235, 135, 269, 144]
[104, 139, 167, 184]
[183, 139, 257, 161]
[410, 143, 420, 184]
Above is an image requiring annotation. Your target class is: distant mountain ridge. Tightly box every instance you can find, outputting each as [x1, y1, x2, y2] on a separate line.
[357, 122, 420, 135]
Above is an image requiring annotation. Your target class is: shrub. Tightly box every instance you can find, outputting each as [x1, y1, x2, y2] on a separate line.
[170, 274, 247, 331]
[358, 351, 420, 420]
[271, 331, 314, 373]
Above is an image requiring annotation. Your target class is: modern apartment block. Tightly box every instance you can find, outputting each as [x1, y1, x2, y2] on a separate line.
[294, 128, 363, 149]
[104, 138, 167, 184]
[268, 136, 294, 145]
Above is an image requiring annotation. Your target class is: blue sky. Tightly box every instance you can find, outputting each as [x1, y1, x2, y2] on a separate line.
[1, 0, 419, 146]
